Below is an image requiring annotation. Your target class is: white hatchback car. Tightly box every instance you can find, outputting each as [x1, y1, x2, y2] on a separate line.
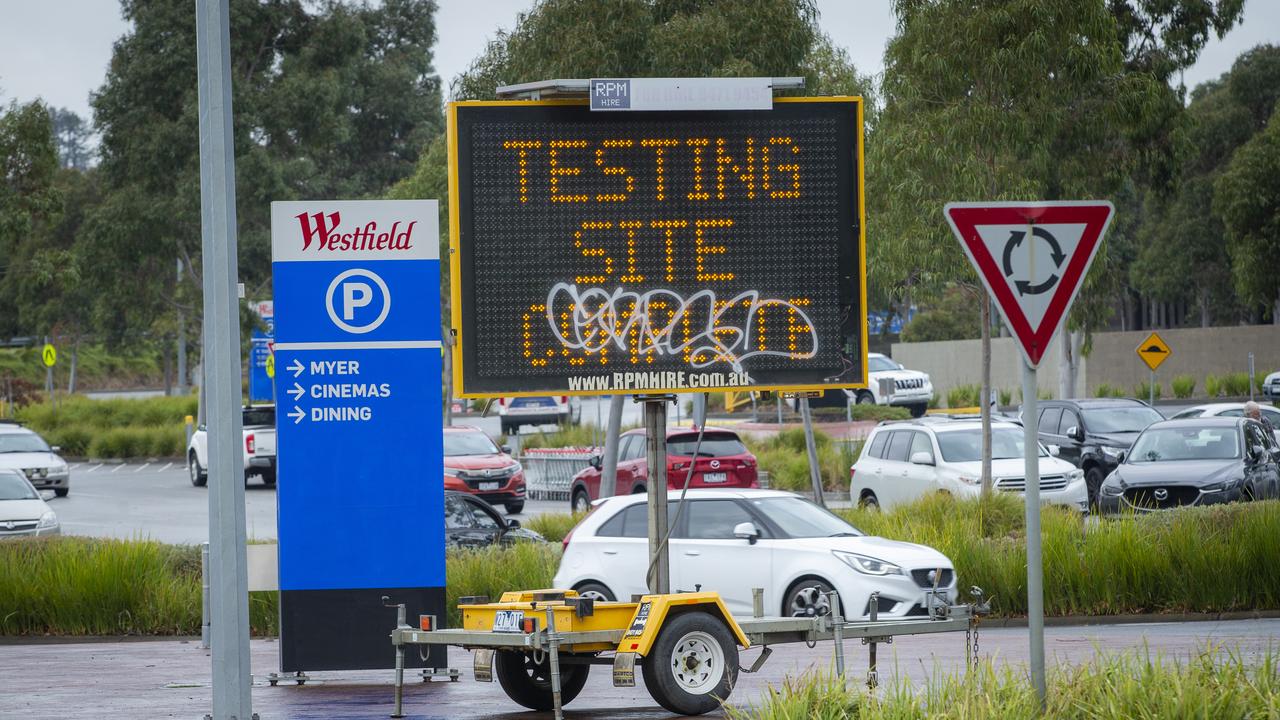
[851, 418, 1088, 512]
[1169, 403, 1280, 443]
[553, 489, 957, 620]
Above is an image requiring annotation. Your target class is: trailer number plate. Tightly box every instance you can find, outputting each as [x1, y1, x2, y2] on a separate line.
[493, 610, 525, 633]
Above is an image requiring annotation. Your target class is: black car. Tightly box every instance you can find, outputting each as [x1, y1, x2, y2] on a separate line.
[1098, 417, 1280, 513]
[1030, 398, 1163, 505]
[444, 491, 545, 549]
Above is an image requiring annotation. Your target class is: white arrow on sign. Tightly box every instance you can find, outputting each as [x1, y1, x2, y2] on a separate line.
[288, 359, 305, 378]
[288, 382, 305, 401]
[288, 406, 305, 424]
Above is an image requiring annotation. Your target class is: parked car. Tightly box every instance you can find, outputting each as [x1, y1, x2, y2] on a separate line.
[845, 353, 933, 418]
[851, 418, 1087, 512]
[1264, 371, 1280, 400]
[568, 427, 758, 513]
[0, 469, 60, 537]
[445, 425, 527, 514]
[1169, 403, 1280, 442]
[553, 489, 957, 619]
[444, 491, 544, 548]
[1029, 398, 1163, 506]
[1098, 417, 1280, 513]
[0, 421, 71, 497]
[497, 396, 580, 435]
[187, 405, 277, 487]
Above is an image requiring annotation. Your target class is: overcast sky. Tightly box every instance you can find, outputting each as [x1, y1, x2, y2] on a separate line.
[2, 0, 1278, 123]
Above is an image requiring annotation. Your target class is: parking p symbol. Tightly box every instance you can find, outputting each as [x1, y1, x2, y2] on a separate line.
[325, 268, 391, 334]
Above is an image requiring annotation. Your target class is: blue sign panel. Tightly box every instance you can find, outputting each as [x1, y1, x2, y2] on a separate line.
[248, 328, 273, 403]
[271, 199, 442, 672]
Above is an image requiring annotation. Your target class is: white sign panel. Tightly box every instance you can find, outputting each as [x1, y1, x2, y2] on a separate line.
[270, 199, 439, 262]
[589, 77, 773, 111]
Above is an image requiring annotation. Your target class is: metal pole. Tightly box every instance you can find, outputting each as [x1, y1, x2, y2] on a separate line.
[600, 394, 624, 499]
[1249, 352, 1256, 402]
[392, 604, 406, 718]
[692, 393, 707, 429]
[1021, 359, 1046, 705]
[644, 399, 670, 594]
[776, 394, 783, 425]
[196, 0, 252, 717]
[1149, 370, 1155, 407]
[177, 258, 188, 394]
[544, 605, 564, 720]
[800, 398, 826, 507]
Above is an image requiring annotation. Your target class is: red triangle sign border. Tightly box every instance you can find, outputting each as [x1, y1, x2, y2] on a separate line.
[944, 201, 1115, 369]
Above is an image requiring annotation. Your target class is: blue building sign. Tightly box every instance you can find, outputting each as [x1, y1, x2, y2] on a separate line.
[248, 328, 273, 403]
[270, 199, 443, 672]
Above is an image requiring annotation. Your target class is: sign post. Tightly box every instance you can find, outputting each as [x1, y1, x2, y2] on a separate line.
[1136, 331, 1171, 406]
[946, 200, 1114, 705]
[271, 199, 444, 673]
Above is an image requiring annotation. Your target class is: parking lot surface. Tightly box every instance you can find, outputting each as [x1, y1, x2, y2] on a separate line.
[3, 618, 1277, 719]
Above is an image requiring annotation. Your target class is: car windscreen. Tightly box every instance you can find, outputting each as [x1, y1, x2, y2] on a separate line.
[444, 432, 500, 456]
[0, 432, 50, 454]
[1127, 427, 1240, 462]
[936, 427, 1045, 463]
[745, 496, 863, 538]
[0, 472, 37, 500]
[667, 432, 747, 457]
[869, 356, 899, 372]
[1081, 406, 1162, 433]
[243, 407, 275, 427]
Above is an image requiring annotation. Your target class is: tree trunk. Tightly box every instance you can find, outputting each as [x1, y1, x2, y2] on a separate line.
[980, 293, 992, 497]
[1068, 330, 1082, 398]
[1273, 292, 1279, 325]
[67, 339, 79, 395]
[1200, 289, 1210, 328]
[163, 340, 173, 396]
[1057, 325, 1070, 400]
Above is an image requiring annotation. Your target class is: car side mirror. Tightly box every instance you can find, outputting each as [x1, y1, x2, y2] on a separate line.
[1066, 426, 1083, 441]
[506, 519, 521, 530]
[1250, 445, 1267, 463]
[910, 451, 935, 466]
[501, 444, 512, 454]
[589, 455, 602, 470]
[1117, 450, 1127, 464]
[39, 490, 56, 501]
[733, 521, 760, 545]
[1047, 445, 1061, 457]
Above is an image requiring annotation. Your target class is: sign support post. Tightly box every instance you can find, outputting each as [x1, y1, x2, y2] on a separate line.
[643, 397, 670, 594]
[1020, 358, 1046, 702]
[799, 397, 826, 507]
[195, 0, 252, 716]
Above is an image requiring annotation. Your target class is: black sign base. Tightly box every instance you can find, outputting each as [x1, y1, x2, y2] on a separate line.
[280, 586, 446, 672]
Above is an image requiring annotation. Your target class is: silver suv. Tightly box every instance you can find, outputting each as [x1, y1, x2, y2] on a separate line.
[0, 422, 71, 497]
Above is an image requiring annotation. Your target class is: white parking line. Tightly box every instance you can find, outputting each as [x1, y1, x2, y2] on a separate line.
[69, 463, 82, 471]
[158, 462, 173, 473]
[110, 464, 126, 473]
[87, 464, 103, 473]
[136, 463, 151, 473]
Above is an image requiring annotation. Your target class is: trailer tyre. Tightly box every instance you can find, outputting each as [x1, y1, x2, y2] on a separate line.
[642, 611, 739, 715]
[494, 650, 589, 711]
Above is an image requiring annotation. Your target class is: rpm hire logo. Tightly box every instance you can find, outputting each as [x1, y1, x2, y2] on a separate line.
[296, 211, 418, 253]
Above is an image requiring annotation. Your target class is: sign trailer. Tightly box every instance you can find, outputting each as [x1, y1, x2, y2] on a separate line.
[945, 199, 1114, 704]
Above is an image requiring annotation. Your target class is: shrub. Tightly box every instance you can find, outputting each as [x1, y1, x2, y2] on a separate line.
[1133, 380, 1162, 401]
[745, 427, 858, 492]
[518, 424, 602, 450]
[85, 426, 184, 459]
[524, 511, 584, 544]
[946, 383, 980, 408]
[1224, 371, 1252, 397]
[1171, 374, 1196, 399]
[1205, 373, 1223, 398]
[445, 543, 561, 625]
[998, 388, 1013, 407]
[927, 393, 940, 409]
[1094, 383, 1120, 398]
[847, 404, 910, 422]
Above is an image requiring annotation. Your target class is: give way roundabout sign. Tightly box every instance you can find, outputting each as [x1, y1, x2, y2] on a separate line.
[944, 201, 1114, 367]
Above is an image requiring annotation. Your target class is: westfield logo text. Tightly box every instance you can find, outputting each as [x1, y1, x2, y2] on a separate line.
[295, 211, 417, 252]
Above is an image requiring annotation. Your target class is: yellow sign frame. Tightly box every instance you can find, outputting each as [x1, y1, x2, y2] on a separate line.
[445, 96, 869, 398]
[1136, 331, 1171, 372]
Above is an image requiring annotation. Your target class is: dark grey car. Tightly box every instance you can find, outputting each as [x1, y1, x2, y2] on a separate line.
[1098, 417, 1280, 513]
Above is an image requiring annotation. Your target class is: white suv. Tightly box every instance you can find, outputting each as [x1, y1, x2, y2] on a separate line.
[496, 396, 580, 435]
[851, 418, 1087, 512]
[553, 489, 957, 620]
[846, 353, 933, 418]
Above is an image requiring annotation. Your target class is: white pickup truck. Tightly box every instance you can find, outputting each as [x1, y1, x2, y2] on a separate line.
[187, 405, 277, 487]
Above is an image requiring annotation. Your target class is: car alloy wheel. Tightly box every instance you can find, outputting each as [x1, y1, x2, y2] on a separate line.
[787, 581, 834, 617]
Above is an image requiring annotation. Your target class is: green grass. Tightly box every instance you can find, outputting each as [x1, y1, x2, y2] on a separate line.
[1172, 374, 1197, 398]
[523, 511, 585, 543]
[726, 650, 1280, 719]
[1224, 371, 1253, 397]
[946, 384, 981, 408]
[444, 543, 562, 625]
[1206, 373, 1223, 398]
[13, 394, 198, 458]
[1132, 379, 1162, 401]
[1094, 382, 1122, 398]
[746, 427, 862, 492]
[847, 404, 910, 422]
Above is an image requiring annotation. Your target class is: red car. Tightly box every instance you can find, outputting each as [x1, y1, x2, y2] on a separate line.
[444, 426, 527, 514]
[568, 426, 758, 512]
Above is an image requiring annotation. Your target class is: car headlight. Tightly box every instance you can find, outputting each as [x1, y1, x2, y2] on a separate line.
[1101, 474, 1125, 495]
[505, 462, 523, 474]
[1201, 477, 1240, 493]
[1067, 469, 1084, 482]
[1099, 446, 1124, 461]
[957, 475, 980, 486]
[37, 511, 58, 529]
[833, 550, 902, 576]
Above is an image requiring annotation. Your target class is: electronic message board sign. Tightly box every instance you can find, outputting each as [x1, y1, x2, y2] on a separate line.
[448, 97, 866, 396]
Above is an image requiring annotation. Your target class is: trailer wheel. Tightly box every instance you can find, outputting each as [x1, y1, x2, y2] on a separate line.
[493, 650, 589, 711]
[642, 611, 739, 715]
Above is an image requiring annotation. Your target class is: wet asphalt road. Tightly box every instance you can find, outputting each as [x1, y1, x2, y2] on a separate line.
[2, 617, 1278, 719]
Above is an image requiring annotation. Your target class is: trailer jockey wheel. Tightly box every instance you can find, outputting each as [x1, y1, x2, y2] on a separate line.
[493, 650, 589, 711]
[642, 611, 740, 715]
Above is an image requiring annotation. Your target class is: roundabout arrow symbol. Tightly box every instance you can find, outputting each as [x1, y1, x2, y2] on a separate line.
[1002, 226, 1066, 295]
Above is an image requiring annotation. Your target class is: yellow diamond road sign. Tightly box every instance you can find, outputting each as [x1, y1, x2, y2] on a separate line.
[1136, 332, 1171, 372]
[41, 344, 56, 368]
[265, 353, 275, 379]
